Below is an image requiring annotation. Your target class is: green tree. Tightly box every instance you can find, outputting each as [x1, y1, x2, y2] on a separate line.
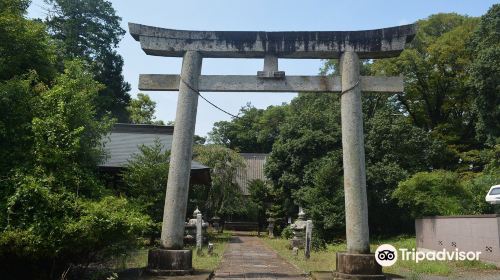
[392, 170, 470, 218]
[193, 145, 246, 218]
[0, 62, 150, 279]
[31, 61, 113, 197]
[208, 104, 288, 153]
[0, 0, 56, 81]
[468, 4, 500, 145]
[127, 93, 164, 124]
[370, 14, 480, 156]
[122, 139, 170, 234]
[44, 0, 131, 121]
[247, 179, 274, 231]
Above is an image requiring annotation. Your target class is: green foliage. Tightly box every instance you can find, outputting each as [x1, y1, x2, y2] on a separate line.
[371, 13, 480, 155]
[280, 225, 293, 239]
[44, 0, 123, 60]
[247, 179, 274, 229]
[392, 170, 470, 217]
[0, 0, 56, 81]
[468, 4, 500, 145]
[127, 93, 164, 125]
[32, 61, 113, 197]
[122, 139, 170, 232]
[193, 145, 246, 217]
[44, 0, 131, 122]
[464, 170, 499, 215]
[0, 74, 39, 175]
[0, 61, 149, 278]
[208, 104, 288, 153]
[0, 175, 151, 279]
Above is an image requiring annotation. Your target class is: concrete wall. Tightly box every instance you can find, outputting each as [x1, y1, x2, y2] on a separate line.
[416, 215, 500, 264]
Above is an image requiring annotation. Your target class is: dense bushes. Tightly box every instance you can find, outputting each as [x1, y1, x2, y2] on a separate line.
[0, 175, 151, 279]
[0, 61, 150, 278]
[392, 170, 470, 217]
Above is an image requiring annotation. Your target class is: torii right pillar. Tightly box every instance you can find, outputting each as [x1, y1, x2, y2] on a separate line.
[336, 51, 384, 279]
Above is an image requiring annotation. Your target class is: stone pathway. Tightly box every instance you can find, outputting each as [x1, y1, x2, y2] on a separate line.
[214, 235, 307, 280]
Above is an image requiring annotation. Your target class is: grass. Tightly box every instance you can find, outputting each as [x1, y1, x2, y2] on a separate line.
[110, 230, 232, 272]
[261, 235, 498, 278]
[190, 231, 232, 270]
[262, 237, 340, 272]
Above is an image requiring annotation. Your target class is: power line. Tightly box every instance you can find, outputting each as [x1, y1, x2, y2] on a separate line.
[180, 78, 239, 119]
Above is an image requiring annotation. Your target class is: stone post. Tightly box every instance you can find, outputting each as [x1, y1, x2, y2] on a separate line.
[340, 51, 370, 254]
[196, 212, 202, 254]
[267, 217, 275, 238]
[161, 51, 203, 249]
[212, 216, 221, 233]
[305, 220, 313, 259]
[335, 51, 384, 279]
[148, 51, 201, 275]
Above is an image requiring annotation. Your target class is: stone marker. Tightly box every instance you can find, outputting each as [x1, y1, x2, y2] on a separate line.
[196, 212, 202, 254]
[212, 215, 221, 233]
[267, 217, 275, 238]
[207, 242, 214, 255]
[305, 220, 313, 259]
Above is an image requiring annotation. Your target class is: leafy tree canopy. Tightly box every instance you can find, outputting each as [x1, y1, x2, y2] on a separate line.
[127, 93, 165, 125]
[0, 0, 56, 81]
[44, 0, 131, 122]
[208, 103, 288, 153]
[468, 4, 500, 145]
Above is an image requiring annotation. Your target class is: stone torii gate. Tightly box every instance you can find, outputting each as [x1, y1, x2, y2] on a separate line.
[130, 23, 415, 279]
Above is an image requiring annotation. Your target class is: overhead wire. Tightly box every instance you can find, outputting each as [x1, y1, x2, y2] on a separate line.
[180, 78, 240, 119]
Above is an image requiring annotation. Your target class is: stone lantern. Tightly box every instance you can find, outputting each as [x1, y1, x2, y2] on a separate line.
[290, 209, 307, 249]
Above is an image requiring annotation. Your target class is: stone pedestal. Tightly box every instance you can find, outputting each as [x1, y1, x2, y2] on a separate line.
[147, 249, 193, 275]
[334, 252, 385, 279]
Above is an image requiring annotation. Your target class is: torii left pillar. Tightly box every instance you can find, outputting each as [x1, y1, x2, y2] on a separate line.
[147, 51, 202, 275]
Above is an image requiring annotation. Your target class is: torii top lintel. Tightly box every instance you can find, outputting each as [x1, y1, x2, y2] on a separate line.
[129, 23, 416, 59]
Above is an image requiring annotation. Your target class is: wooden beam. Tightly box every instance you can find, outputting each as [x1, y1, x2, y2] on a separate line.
[139, 74, 404, 93]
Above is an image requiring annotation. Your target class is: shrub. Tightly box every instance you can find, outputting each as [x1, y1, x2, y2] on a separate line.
[0, 175, 151, 279]
[392, 170, 470, 218]
[281, 225, 293, 239]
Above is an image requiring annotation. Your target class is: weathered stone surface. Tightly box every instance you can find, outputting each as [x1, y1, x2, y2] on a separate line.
[311, 271, 335, 280]
[147, 249, 193, 275]
[196, 213, 202, 253]
[340, 51, 370, 254]
[267, 217, 275, 238]
[139, 74, 404, 93]
[290, 209, 307, 249]
[161, 51, 202, 249]
[334, 252, 385, 279]
[335, 252, 382, 275]
[129, 23, 416, 59]
[305, 220, 313, 259]
[213, 236, 307, 280]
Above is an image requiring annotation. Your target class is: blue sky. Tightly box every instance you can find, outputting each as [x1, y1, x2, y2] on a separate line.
[28, 0, 497, 137]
